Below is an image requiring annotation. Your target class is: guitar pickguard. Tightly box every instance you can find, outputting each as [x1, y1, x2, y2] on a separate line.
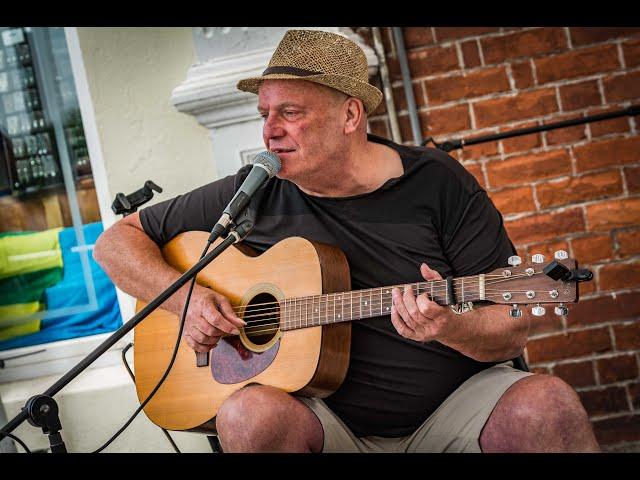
[211, 335, 280, 384]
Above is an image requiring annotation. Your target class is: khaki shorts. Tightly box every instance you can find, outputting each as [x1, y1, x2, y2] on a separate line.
[298, 362, 533, 453]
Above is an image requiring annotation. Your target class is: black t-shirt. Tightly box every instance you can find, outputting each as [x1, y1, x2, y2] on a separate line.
[139, 134, 516, 438]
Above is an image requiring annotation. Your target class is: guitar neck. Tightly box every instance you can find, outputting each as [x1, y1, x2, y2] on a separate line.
[280, 274, 486, 331]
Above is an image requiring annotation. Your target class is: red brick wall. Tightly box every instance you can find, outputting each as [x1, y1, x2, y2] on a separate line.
[356, 26, 640, 451]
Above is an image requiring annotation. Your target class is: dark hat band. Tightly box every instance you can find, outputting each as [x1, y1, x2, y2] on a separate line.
[262, 66, 322, 77]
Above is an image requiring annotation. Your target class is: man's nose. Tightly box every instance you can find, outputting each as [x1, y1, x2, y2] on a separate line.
[263, 115, 285, 139]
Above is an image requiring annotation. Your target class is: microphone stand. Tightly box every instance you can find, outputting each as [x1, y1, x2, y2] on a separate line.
[0, 218, 255, 453]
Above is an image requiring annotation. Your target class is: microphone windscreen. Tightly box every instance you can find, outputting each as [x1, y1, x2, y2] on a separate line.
[254, 151, 281, 177]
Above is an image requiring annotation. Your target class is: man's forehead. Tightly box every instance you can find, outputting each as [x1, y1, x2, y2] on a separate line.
[257, 80, 347, 112]
[257, 81, 319, 109]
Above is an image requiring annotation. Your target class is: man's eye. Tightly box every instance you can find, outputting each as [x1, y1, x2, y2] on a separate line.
[284, 111, 298, 117]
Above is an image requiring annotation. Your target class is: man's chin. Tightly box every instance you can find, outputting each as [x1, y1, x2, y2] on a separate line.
[275, 168, 292, 181]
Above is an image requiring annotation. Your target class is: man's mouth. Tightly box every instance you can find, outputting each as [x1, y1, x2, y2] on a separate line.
[271, 148, 295, 155]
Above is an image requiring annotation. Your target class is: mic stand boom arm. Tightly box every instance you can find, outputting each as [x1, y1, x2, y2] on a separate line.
[422, 104, 640, 152]
[0, 219, 255, 452]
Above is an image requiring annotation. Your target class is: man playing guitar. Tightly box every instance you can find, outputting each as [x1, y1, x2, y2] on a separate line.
[94, 30, 600, 453]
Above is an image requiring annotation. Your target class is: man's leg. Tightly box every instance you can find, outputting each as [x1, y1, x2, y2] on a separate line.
[215, 384, 324, 452]
[479, 374, 600, 452]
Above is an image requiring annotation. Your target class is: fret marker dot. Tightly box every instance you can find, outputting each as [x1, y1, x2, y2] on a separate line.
[364, 301, 368, 305]
[386, 307, 389, 311]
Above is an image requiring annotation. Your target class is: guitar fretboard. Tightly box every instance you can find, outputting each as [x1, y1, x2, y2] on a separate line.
[280, 275, 485, 331]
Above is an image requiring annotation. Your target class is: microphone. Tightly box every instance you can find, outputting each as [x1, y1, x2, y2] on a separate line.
[210, 151, 281, 240]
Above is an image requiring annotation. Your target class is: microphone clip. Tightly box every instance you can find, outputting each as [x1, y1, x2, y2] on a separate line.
[111, 180, 163, 217]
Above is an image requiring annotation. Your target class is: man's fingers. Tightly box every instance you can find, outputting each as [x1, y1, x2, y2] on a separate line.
[420, 263, 442, 281]
[195, 315, 219, 337]
[202, 308, 240, 335]
[402, 285, 422, 326]
[190, 324, 220, 345]
[390, 305, 415, 339]
[416, 293, 434, 317]
[392, 287, 416, 330]
[416, 293, 443, 319]
[215, 296, 246, 329]
[184, 333, 214, 353]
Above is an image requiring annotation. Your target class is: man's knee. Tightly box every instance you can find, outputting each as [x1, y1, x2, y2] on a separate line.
[216, 385, 286, 438]
[481, 374, 599, 452]
[215, 384, 323, 452]
[508, 374, 590, 427]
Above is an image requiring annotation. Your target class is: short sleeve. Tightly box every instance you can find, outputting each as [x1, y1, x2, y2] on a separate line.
[442, 190, 517, 277]
[139, 165, 252, 246]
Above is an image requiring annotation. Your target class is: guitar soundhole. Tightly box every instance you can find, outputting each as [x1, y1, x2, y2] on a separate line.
[243, 292, 280, 346]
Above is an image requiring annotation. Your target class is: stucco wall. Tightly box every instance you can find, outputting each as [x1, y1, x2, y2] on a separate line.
[75, 27, 215, 207]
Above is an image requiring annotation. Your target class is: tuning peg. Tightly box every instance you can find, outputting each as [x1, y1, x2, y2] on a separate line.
[554, 250, 568, 260]
[554, 304, 568, 316]
[508, 255, 522, 266]
[531, 304, 546, 316]
[509, 304, 522, 318]
[532, 254, 545, 264]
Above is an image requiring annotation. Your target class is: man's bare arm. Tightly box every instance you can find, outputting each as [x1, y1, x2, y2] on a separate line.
[94, 212, 189, 315]
[93, 213, 245, 352]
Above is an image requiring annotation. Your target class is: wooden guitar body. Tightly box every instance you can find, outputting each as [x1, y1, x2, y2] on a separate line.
[134, 232, 351, 433]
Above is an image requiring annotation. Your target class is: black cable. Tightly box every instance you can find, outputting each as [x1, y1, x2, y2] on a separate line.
[0, 429, 32, 453]
[92, 238, 214, 453]
[120, 342, 181, 453]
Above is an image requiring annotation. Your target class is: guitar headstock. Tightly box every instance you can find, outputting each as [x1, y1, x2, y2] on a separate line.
[484, 250, 593, 317]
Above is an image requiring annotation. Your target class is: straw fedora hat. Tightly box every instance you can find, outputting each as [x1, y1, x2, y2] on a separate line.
[237, 29, 383, 114]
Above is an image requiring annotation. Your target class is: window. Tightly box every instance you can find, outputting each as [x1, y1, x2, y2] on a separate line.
[0, 27, 123, 377]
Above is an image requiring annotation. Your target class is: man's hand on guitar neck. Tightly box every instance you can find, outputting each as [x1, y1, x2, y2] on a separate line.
[390, 263, 529, 362]
[390, 263, 457, 344]
[183, 286, 247, 353]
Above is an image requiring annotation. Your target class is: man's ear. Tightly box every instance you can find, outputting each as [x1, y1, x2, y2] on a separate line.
[343, 97, 365, 135]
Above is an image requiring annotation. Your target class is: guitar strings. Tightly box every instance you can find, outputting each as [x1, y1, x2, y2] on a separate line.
[243, 289, 548, 328]
[235, 288, 547, 320]
[231, 271, 545, 321]
[220, 272, 554, 336]
[228, 271, 543, 317]
[225, 273, 529, 313]
[229, 288, 553, 327]
[239, 291, 546, 337]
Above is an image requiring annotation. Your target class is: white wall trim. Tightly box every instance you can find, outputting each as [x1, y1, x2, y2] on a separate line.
[64, 27, 115, 230]
[65, 27, 136, 326]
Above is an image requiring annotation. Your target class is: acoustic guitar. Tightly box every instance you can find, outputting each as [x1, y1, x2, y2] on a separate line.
[133, 231, 591, 433]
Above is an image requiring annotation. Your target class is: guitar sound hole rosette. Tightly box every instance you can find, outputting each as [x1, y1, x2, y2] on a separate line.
[238, 284, 284, 353]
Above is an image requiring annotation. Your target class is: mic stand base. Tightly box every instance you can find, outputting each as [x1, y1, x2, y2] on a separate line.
[24, 394, 67, 453]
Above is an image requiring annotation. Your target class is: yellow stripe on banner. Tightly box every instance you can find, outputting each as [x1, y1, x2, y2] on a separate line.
[0, 301, 42, 341]
[0, 228, 63, 279]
